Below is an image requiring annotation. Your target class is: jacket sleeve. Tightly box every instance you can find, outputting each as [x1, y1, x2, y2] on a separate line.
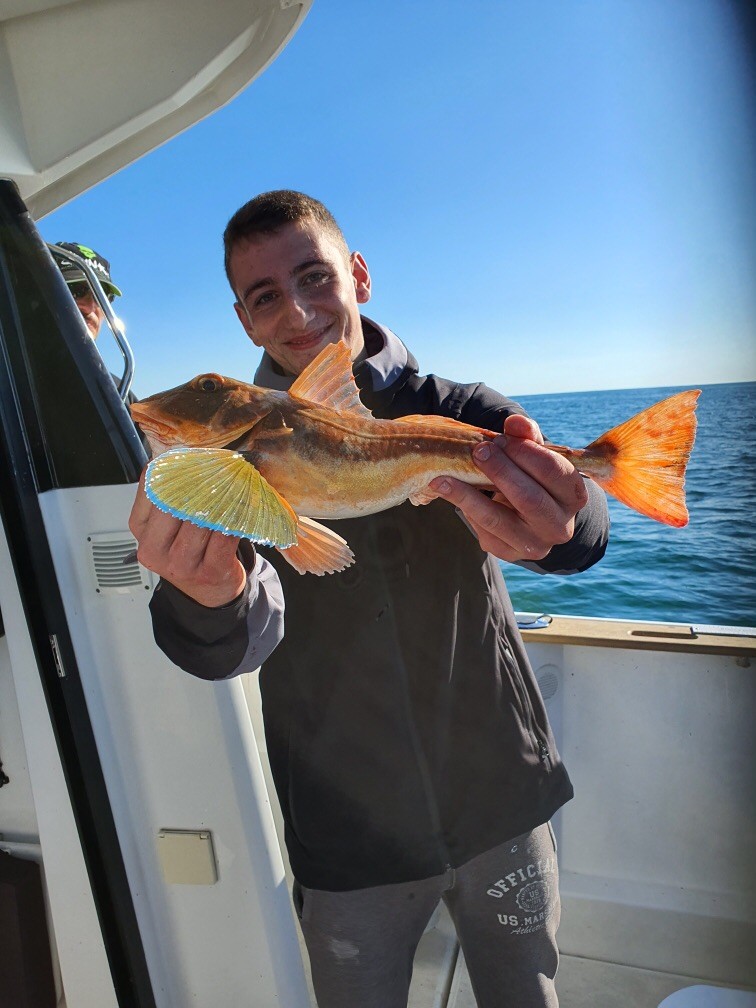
[458, 382, 610, 576]
[148, 543, 285, 680]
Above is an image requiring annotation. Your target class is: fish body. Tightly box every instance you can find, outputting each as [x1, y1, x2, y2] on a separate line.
[135, 383, 491, 520]
[131, 343, 700, 575]
[239, 403, 490, 519]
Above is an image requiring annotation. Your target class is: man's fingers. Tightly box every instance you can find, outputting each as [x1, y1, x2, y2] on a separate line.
[471, 440, 563, 530]
[431, 476, 524, 542]
[466, 514, 552, 561]
[429, 475, 484, 511]
[127, 467, 250, 607]
[201, 529, 243, 569]
[129, 469, 186, 567]
[430, 476, 554, 559]
[203, 532, 247, 598]
[171, 522, 214, 568]
[475, 437, 586, 519]
[503, 413, 544, 444]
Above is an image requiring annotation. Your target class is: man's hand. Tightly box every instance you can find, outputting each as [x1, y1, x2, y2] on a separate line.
[429, 414, 589, 564]
[129, 469, 248, 607]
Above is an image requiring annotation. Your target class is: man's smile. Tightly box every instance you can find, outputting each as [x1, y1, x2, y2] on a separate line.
[285, 324, 332, 349]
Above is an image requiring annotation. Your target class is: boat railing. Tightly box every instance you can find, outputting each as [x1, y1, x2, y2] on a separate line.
[47, 243, 135, 403]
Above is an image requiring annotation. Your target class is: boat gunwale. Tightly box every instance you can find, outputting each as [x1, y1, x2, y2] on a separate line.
[517, 614, 756, 657]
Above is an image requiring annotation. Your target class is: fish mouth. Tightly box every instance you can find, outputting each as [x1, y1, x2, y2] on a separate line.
[129, 407, 179, 442]
[129, 407, 257, 450]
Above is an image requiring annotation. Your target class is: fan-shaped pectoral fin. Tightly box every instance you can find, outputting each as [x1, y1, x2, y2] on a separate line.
[145, 447, 298, 546]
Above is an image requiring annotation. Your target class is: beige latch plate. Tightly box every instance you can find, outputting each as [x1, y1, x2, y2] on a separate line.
[157, 829, 218, 885]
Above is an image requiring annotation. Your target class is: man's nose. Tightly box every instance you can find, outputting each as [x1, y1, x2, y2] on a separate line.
[284, 290, 314, 324]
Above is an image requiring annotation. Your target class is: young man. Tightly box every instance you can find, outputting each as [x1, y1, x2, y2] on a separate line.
[129, 192, 609, 1008]
[55, 242, 122, 339]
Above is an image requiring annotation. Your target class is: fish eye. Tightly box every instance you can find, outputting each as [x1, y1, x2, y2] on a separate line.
[195, 374, 224, 393]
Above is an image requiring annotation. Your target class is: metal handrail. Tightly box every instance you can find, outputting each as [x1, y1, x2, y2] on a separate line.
[46, 243, 135, 402]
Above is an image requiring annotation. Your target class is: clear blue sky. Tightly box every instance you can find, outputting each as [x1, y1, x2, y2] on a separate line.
[41, 0, 755, 398]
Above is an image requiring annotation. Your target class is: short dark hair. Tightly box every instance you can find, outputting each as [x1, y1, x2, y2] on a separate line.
[223, 190, 350, 294]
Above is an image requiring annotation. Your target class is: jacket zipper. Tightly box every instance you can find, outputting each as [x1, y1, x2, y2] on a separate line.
[502, 637, 552, 771]
[410, 718, 453, 871]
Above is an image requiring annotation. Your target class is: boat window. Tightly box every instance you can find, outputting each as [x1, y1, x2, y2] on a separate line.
[0, 180, 145, 490]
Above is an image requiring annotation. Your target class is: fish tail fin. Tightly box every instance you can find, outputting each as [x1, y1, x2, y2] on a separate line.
[562, 389, 701, 527]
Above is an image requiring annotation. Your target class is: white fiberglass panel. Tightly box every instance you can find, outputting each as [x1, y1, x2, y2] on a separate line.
[525, 639, 756, 986]
[0, 516, 118, 1008]
[0, 0, 311, 216]
[0, 634, 38, 839]
[38, 483, 310, 1007]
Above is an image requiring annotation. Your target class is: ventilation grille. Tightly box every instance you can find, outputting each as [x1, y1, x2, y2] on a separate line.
[536, 664, 560, 702]
[88, 532, 152, 594]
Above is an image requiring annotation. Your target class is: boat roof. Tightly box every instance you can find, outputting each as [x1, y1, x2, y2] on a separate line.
[0, 0, 311, 218]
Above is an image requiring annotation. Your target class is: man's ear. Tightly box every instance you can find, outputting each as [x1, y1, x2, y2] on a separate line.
[233, 301, 261, 346]
[351, 252, 371, 305]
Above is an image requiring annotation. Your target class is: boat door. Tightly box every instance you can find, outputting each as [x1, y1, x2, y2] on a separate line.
[0, 178, 310, 1007]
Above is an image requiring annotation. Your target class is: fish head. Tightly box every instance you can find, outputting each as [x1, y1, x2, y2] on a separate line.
[130, 374, 276, 454]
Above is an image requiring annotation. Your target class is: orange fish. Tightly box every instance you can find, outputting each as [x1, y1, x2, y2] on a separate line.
[130, 343, 700, 576]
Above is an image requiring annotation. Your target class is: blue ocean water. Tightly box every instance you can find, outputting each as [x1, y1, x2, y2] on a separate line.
[501, 382, 756, 628]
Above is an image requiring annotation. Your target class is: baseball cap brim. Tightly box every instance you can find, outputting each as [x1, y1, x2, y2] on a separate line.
[64, 273, 122, 298]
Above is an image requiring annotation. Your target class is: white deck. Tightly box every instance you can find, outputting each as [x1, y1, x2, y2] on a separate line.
[410, 915, 751, 1007]
[286, 899, 753, 1008]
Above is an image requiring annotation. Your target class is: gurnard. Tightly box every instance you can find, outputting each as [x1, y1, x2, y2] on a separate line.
[130, 342, 700, 576]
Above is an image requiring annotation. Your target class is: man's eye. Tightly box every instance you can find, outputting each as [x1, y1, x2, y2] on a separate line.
[253, 291, 276, 309]
[302, 270, 330, 286]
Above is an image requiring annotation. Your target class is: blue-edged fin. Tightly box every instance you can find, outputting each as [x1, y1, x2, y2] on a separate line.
[146, 447, 298, 546]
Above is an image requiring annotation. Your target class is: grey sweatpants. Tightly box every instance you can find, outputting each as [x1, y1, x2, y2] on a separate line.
[293, 823, 560, 1008]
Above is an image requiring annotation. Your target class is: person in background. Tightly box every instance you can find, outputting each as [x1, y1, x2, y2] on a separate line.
[54, 240, 145, 424]
[55, 242, 122, 339]
[129, 191, 610, 1008]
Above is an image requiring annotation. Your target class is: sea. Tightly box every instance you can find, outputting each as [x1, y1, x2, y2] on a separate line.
[500, 381, 756, 629]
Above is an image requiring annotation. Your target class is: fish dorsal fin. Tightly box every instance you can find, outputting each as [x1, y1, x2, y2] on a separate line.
[394, 413, 487, 433]
[288, 342, 373, 419]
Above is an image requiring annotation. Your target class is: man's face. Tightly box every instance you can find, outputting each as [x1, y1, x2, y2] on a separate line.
[69, 282, 106, 339]
[230, 220, 371, 376]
